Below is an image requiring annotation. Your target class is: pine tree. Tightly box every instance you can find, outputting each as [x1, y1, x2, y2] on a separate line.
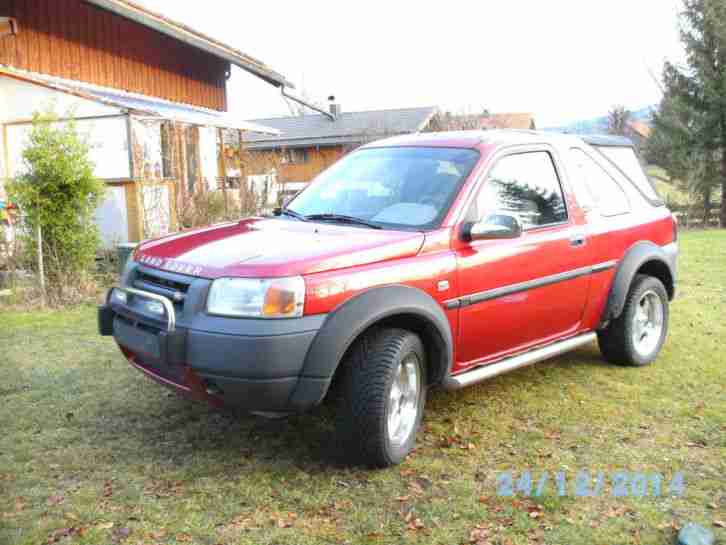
[649, 0, 726, 225]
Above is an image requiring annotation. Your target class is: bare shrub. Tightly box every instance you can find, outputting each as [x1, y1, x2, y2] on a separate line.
[177, 191, 241, 229]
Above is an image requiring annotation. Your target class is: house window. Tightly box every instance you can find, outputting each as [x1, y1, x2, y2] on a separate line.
[160, 122, 175, 179]
[281, 148, 309, 164]
[185, 127, 199, 194]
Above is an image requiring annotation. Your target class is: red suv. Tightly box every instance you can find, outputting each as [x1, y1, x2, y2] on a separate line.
[99, 130, 678, 467]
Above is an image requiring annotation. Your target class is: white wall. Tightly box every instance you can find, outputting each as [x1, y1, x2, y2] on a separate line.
[199, 126, 218, 191]
[0, 76, 130, 180]
[0, 76, 122, 122]
[1, 76, 132, 247]
[94, 186, 129, 248]
[5, 118, 131, 180]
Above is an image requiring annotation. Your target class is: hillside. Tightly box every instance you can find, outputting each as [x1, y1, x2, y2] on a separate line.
[543, 106, 655, 134]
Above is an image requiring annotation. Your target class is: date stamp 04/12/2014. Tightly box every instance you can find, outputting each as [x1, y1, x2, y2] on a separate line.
[496, 471, 686, 498]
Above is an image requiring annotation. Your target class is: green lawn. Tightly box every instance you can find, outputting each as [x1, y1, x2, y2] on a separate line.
[1, 231, 725, 545]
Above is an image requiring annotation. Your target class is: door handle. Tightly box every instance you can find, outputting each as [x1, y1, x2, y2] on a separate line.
[569, 233, 586, 247]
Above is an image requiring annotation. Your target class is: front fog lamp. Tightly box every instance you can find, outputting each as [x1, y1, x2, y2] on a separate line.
[207, 276, 305, 318]
[110, 288, 128, 305]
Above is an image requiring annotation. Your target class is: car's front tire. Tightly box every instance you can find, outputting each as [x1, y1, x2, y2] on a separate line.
[598, 274, 669, 366]
[336, 328, 426, 467]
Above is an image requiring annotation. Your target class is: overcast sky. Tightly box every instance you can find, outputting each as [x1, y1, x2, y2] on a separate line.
[141, 0, 685, 126]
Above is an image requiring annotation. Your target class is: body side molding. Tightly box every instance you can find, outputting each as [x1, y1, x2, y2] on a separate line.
[444, 261, 617, 310]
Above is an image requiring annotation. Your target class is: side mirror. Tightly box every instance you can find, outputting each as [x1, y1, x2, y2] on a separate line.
[462, 214, 523, 242]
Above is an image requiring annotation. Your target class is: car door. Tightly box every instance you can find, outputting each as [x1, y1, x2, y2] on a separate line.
[453, 147, 592, 369]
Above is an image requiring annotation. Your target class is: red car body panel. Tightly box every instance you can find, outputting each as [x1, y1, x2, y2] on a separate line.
[129, 131, 677, 382]
[136, 218, 425, 278]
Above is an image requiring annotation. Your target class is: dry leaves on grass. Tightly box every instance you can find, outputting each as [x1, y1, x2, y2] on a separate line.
[588, 505, 637, 528]
[438, 432, 477, 450]
[111, 526, 131, 544]
[47, 494, 65, 506]
[402, 511, 426, 532]
[217, 509, 301, 534]
[657, 520, 680, 531]
[46, 526, 85, 544]
[314, 503, 346, 522]
[2, 498, 26, 518]
[407, 476, 433, 496]
[469, 522, 492, 545]
[147, 530, 167, 540]
[143, 480, 184, 499]
[102, 479, 114, 498]
[273, 512, 298, 529]
[217, 515, 259, 534]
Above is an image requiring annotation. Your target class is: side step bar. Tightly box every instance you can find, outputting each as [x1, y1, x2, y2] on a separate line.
[442, 332, 597, 391]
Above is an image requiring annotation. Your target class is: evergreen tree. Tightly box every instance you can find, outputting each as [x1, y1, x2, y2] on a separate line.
[649, 0, 726, 225]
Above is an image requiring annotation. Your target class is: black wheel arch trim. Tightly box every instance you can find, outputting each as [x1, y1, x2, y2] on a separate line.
[601, 241, 676, 325]
[297, 284, 454, 386]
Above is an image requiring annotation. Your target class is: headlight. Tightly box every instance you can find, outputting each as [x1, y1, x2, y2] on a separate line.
[207, 276, 305, 318]
[110, 288, 128, 305]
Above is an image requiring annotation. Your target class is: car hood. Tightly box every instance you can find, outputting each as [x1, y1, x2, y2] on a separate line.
[134, 218, 426, 279]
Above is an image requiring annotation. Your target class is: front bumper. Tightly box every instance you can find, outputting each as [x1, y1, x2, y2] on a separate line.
[99, 283, 328, 412]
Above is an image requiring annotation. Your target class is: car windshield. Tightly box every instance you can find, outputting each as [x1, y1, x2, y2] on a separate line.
[286, 147, 480, 230]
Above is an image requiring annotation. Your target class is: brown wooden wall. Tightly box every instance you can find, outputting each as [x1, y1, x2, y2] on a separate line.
[277, 146, 347, 183]
[0, 0, 230, 111]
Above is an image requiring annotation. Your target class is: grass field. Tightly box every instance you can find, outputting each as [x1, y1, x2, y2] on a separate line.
[1, 230, 725, 545]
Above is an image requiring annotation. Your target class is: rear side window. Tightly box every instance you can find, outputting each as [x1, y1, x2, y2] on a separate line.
[477, 151, 568, 229]
[569, 148, 630, 217]
[595, 146, 662, 203]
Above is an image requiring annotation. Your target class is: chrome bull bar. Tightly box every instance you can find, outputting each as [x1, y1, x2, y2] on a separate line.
[108, 286, 176, 332]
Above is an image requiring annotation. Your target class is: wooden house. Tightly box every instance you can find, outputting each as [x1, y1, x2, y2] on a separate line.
[241, 104, 438, 193]
[478, 113, 537, 130]
[0, 0, 288, 245]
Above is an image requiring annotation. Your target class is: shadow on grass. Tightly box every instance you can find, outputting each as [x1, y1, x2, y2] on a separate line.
[79, 382, 350, 476]
[75, 344, 611, 477]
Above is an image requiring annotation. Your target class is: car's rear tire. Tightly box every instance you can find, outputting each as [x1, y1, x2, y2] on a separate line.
[336, 328, 426, 467]
[597, 274, 669, 366]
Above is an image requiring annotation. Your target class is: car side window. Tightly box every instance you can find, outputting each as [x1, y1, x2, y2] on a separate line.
[568, 148, 630, 217]
[596, 146, 662, 202]
[475, 151, 568, 229]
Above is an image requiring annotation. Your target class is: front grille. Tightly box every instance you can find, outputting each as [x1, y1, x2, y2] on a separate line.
[132, 267, 193, 313]
[136, 270, 190, 294]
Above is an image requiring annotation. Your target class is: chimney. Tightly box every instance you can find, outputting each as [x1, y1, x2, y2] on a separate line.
[328, 95, 341, 119]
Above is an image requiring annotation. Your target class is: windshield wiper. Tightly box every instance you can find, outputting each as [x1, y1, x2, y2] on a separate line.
[278, 208, 308, 221]
[304, 213, 383, 229]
